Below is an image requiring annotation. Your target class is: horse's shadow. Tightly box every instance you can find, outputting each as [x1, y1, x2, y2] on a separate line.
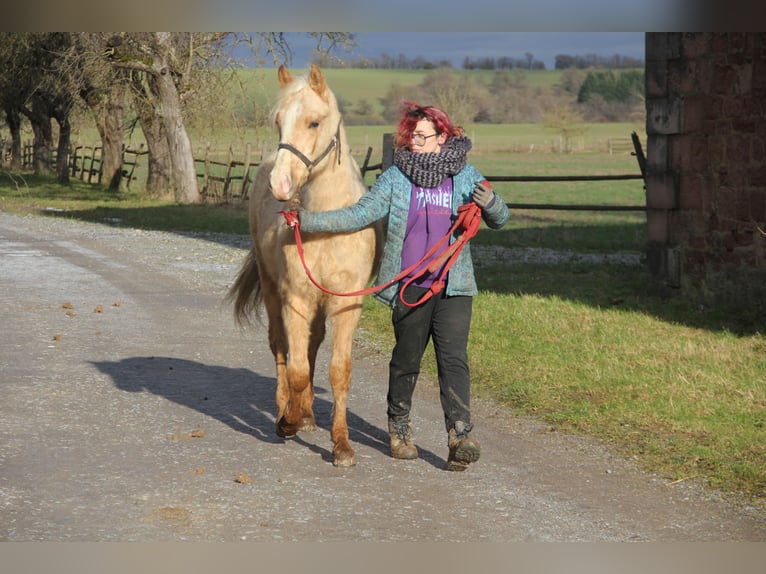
[91, 356, 443, 468]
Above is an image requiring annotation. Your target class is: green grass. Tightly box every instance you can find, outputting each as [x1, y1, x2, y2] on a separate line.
[467, 289, 766, 495]
[3, 156, 765, 502]
[0, 172, 250, 234]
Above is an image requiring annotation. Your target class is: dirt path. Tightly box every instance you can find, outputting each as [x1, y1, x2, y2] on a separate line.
[1, 211, 764, 542]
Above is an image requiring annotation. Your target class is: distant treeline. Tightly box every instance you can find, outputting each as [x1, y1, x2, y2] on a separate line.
[554, 53, 644, 70]
[312, 52, 644, 71]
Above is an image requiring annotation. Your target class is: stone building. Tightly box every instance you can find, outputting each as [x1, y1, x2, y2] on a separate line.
[644, 32, 766, 313]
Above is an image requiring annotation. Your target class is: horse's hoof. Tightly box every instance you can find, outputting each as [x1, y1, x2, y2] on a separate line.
[275, 419, 298, 438]
[332, 448, 356, 467]
[299, 416, 316, 432]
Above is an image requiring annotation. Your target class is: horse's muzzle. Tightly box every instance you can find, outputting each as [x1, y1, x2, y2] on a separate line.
[269, 171, 293, 202]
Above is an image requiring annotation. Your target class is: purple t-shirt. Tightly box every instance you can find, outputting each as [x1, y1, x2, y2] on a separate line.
[401, 178, 454, 287]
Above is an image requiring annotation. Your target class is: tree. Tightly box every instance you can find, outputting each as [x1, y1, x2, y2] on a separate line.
[103, 32, 355, 202]
[381, 82, 418, 123]
[103, 33, 201, 203]
[577, 70, 644, 122]
[0, 33, 76, 182]
[556, 67, 587, 95]
[418, 69, 485, 126]
[69, 33, 129, 190]
[0, 34, 27, 170]
[542, 105, 588, 153]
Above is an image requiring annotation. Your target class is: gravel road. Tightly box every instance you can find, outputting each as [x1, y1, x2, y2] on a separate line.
[1, 210, 765, 544]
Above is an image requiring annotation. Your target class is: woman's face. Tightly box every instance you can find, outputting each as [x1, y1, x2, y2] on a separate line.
[410, 118, 447, 154]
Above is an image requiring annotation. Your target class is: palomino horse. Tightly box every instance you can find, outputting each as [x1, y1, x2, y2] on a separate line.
[228, 64, 380, 467]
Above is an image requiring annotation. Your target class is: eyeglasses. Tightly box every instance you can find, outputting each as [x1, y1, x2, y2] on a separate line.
[410, 132, 438, 146]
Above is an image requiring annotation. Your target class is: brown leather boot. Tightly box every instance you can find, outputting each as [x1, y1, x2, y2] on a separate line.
[388, 419, 418, 460]
[447, 421, 481, 471]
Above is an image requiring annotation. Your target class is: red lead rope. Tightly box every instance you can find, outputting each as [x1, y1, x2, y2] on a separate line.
[279, 201, 483, 308]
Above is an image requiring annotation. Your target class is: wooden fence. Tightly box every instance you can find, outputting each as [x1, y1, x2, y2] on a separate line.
[374, 131, 648, 212]
[194, 143, 261, 203]
[19, 131, 647, 212]
[22, 140, 268, 201]
[69, 143, 147, 188]
[22, 141, 147, 189]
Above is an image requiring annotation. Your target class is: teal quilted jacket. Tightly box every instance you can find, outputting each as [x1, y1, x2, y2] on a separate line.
[299, 163, 510, 308]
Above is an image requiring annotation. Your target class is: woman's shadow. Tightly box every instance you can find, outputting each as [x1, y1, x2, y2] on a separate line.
[92, 356, 442, 467]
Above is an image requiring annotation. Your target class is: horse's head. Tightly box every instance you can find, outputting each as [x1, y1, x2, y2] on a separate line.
[269, 64, 342, 202]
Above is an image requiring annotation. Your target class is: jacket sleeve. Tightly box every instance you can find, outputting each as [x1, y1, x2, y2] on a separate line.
[299, 170, 393, 233]
[463, 166, 509, 230]
[480, 189, 510, 229]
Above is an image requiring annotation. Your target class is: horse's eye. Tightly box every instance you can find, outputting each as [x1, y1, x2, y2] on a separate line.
[309, 121, 320, 129]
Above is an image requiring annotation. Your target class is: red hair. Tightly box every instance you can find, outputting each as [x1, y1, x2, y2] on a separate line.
[393, 100, 464, 149]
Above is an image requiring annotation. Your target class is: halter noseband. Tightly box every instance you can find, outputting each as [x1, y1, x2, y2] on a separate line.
[277, 119, 342, 174]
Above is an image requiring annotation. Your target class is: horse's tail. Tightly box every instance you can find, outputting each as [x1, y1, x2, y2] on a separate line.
[226, 248, 263, 326]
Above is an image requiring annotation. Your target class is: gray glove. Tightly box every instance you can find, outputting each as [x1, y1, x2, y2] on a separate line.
[472, 180, 496, 209]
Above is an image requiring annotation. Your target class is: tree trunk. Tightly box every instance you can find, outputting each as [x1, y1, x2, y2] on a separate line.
[3, 106, 22, 170]
[109, 32, 200, 203]
[54, 115, 71, 184]
[138, 106, 173, 199]
[26, 97, 53, 175]
[83, 81, 126, 190]
[101, 83, 125, 190]
[154, 60, 199, 203]
[131, 73, 172, 198]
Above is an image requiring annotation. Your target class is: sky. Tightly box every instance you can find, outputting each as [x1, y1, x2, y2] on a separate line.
[281, 32, 647, 70]
[191, 0, 696, 33]
[12, 0, 732, 34]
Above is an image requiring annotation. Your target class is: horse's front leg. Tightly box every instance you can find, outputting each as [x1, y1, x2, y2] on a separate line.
[327, 299, 364, 467]
[276, 300, 316, 438]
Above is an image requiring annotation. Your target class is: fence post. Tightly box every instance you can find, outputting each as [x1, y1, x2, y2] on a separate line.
[202, 143, 211, 198]
[79, 146, 88, 180]
[22, 140, 30, 168]
[223, 146, 234, 202]
[382, 133, 394, 172]
[70, 146, 79, 177]
[87, 145, 96, 183]
[360, 146, 373, 177]
[631, 132, 647, 181]
[97, 146, 103, 184]
[91, 145, 103, 184]
[241, 143, 252, 199]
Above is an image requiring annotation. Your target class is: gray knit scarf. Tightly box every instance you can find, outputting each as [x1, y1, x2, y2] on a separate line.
[393, 136, 472, 188]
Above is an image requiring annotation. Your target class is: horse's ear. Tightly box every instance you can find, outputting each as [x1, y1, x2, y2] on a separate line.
[308, 64, 329, 101]
[278, 65, 293, 88]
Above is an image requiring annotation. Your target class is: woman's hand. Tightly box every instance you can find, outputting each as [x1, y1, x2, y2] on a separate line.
[472, 180, 496, 209]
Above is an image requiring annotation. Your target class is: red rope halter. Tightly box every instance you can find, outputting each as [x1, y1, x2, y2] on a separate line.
[279, 201, 483, 308]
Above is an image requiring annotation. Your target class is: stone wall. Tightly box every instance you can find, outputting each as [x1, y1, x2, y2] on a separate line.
[645, 32, 766, 309]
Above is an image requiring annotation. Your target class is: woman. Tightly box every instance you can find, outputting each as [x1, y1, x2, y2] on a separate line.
[297, 101, 509, 471]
